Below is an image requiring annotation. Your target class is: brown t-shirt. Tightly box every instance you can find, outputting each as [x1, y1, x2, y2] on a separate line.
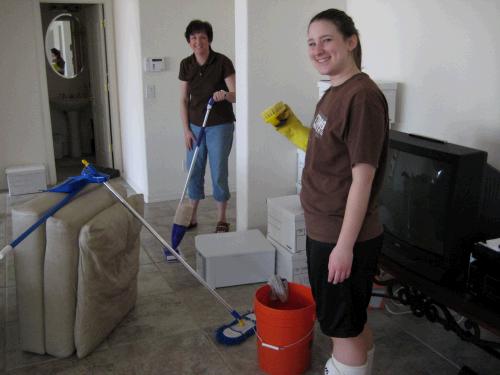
[300, 73, 389, 243]
[178, 49, 236, 126]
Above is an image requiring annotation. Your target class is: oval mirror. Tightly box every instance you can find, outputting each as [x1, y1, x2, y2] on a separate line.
[45, 13, 85, 78]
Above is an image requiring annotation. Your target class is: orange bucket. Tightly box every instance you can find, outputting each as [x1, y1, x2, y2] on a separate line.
[254, 282, 316, 375]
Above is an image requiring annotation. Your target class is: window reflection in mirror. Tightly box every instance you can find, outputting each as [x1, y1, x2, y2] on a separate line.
[45, 13, 84, 79]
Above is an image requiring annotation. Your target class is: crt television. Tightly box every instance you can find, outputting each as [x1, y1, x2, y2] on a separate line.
[379, 130, 487, 285]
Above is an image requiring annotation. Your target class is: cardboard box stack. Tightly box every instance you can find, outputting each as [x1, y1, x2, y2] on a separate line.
[267, 195, 309, 286]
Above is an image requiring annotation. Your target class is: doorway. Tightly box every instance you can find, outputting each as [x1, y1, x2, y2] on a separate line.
[40, 2, 113, 182]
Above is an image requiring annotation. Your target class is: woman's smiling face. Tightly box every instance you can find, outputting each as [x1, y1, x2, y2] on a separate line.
[307, 19, 357, 78]
[189, 32, 210, 56]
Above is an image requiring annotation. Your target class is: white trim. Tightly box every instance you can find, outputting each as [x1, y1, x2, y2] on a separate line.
[35, 0, 123, 182]
[102, 1, 123, 172]
[33, 0, 56, 184]
[235, 0, 249, 231]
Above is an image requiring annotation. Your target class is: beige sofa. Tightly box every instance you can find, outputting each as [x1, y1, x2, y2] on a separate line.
[12, 183, 143, 358]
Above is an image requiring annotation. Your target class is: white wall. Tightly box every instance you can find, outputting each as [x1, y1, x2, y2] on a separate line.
[348, 0, 500, 169]
[4, 0, 497, 225]
[0, 0, 53, 189]
[113, 0, 149, 197]
[138, 0, 235, 202]
[236, 0, 346, 230]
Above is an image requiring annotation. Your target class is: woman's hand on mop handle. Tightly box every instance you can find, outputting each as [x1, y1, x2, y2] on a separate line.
[212, 90, 227, 102]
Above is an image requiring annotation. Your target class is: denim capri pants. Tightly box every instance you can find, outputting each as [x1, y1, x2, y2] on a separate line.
[186, 122, 234, 202]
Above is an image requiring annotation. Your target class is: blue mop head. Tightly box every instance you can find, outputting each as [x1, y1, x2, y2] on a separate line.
[215, 311, 256, 346]
[48, 161, 109, 193]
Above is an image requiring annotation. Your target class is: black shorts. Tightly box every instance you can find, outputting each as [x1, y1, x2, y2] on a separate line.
[306, 234, 383, 338]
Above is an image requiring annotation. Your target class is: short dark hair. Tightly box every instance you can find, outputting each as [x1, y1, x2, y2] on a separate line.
[50, 48, 61, 57]
[309, 9, 362, 70]
[184, 20, 213, 43]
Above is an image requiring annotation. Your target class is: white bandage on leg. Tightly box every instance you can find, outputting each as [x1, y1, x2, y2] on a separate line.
[324, 356, 368, 375]
[367, 346, 375, 375]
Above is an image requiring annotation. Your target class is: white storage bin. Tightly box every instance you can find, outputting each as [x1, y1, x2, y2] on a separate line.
[5, 164, 47, 196]
[376, 81, 398, 127]
[318, 79, 398, 127]
[195, 229, 275, 289]
[268, 236, 309, 287]
[267, 194, 306, 253]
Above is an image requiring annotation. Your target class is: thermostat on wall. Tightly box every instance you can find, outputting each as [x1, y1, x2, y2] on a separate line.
[144, 57, 167, 72]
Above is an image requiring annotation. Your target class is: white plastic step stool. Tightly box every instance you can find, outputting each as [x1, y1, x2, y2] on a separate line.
[195, 229, 275, 289]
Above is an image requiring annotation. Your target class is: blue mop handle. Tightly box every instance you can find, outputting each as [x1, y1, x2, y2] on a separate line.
[0, 160, 109, 261]
[195, 97, 214, 147]
[179, 97, 215, 203]
[0, 190, 78, 260]
[102, 180, 242, 318]
[196, 127, 206, 147]
[231, 310, 243, 321]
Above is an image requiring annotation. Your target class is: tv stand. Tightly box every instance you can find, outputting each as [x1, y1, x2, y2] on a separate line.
[381, 241, 447, 282]
[376, 254, 500, 374]
[381, 232, 468, 286]
[408, 132, 447, 144]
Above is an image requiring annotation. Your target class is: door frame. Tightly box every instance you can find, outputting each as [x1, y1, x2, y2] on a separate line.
[34, 0, 123, 184]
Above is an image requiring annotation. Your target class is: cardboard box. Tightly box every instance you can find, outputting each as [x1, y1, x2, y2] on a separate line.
[5, 164, 47, 196]
[195, 229, 275, 289]
[268, 236, 309, 287]
[267, 195, 306, 253]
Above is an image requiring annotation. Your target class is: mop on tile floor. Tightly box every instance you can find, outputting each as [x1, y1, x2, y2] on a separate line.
[77, 161, 257, 345]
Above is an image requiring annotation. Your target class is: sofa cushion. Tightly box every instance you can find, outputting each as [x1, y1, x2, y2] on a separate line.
[44, 182, 126, 358]
[75, 194, 144, 358]
[12, 184, 103, 354]
[12, 192, 65, 354]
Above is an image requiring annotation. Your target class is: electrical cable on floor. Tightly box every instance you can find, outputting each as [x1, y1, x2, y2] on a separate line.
[390, 286, 406, 307]
[381, 285, 466, 323]
[384, 300, 412, 315]
[382, 285, 412, 315]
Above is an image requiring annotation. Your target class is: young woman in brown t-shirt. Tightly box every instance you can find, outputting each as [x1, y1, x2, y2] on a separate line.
[305, 9, 388, 375]
[263, 8, 388, 375]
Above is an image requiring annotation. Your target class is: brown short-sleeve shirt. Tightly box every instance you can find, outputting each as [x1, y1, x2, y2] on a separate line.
[300, 73, 389, 243]
[179, 49, 235, 126]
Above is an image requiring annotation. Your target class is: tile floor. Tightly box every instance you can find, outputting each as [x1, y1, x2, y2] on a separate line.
[0, 182, 499, 374]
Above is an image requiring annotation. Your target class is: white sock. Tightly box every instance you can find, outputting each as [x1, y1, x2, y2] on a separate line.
[367, 346, 375, 375]
[327, 356, 368, 375]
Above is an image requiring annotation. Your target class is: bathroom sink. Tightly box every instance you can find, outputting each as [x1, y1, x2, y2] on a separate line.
[49, 97, 91, 158]
[50, 97, 90, 112]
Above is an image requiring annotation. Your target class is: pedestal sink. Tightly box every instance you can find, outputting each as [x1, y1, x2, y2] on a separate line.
[50, 97, 90, 158]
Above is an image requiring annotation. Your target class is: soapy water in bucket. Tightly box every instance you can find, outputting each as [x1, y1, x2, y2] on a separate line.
[266, 298, 311, 310]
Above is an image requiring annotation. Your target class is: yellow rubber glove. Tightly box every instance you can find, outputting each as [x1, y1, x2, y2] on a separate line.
[260, 102, 310, 151]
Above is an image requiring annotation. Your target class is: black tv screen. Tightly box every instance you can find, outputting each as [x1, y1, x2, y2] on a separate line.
[378, 130, 488, 284]
[379, 149, 453, 256]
